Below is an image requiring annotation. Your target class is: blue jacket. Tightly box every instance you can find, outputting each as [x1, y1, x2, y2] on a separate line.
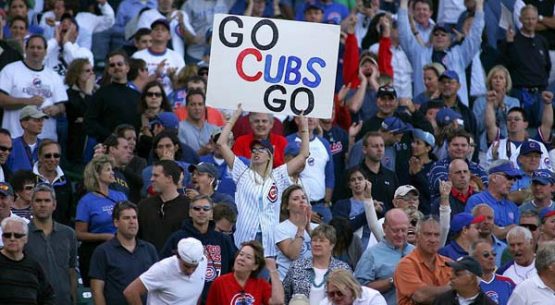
[6, 137, 41, 173]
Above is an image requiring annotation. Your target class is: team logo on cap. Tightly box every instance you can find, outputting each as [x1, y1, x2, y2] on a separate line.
[267, 183, 277, 203]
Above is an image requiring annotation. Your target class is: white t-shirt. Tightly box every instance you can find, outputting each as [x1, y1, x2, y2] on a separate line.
[0, 61, 67, 140]
[291, 136, 330, 201]
[310, 267, 327, 305]
[132, 48, 185, 95]
[140, 255, 207, 305]
[502, 260, 538, 285]
[274, 220, 317, 280]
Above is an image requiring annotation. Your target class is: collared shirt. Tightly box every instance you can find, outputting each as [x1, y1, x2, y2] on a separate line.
[439, 240, 468, 261]
[354, 240, 415, 305]
[415, 18, 435, 44]
[465, 191, 520, 227]
[358, 161, 398, 211]
[451, 187, 474, 204]
[507, 274, 555, 305]
[394, 248, 452, 305]
[178, 119, 219, 152]
[490, 235, 508, 268]
[519, 200, 555, 214]
[25, 221, 77, 305]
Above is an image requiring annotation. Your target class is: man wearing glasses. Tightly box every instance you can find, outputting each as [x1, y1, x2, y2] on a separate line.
[0, 216, 55, 304]
[0, 129, 13, 182]
[124, 237, 207, 305]
[0, 182, 29, 247]
[160, 195, 237, 304]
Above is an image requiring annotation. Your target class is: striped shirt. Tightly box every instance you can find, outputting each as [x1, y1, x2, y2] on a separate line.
[231, 157, 290, 257]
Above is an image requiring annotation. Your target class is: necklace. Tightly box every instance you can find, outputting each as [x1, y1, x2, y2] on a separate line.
[513, 262, 534, 282]
[310, 268, 330, 288]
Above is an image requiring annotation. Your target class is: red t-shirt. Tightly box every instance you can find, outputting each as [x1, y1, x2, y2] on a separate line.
[232, 133, 288, 168]
[206, 273, 272, 305]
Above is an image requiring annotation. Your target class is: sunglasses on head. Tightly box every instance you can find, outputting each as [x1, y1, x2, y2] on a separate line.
[191, 205, 212, 212]
[327, 290, 344, 298]
[43, 153, 61, 159]
[146, 92, 162, 98]
[0, 145, 12, 152]
[2, 232, 25, 239]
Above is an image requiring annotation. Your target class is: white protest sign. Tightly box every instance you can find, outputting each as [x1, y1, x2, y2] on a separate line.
[206, 14, 340, 119]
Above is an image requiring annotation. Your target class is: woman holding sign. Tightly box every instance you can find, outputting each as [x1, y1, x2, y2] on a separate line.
[217, 104, 310, 258]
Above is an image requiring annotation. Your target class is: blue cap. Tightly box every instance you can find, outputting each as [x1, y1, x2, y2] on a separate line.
[150, 112, 179, 130]
[440, 70, 460, 83]
[451, 212, 486, 234]
[519, 140, 542, 156]
[532, 169, 555, 185]
[488, 161, 523, 178]
[412, 128, 435, 147]
[284, 142, 301, 156]
[381, 117, 412, 134]
[436, 108, 462, 126]
[151, 18, 170, 31]
[540, 207, 555, 222]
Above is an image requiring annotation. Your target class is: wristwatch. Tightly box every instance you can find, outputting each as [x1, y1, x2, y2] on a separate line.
[539, 15, 544, 22]
[389, 277, 394, 286]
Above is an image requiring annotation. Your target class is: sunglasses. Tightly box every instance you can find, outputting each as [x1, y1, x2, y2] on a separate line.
[327, 290, 344, 298]
[521, 223, 538, 231]
[0, 145, 12, 152]
[109, 62, 125, 67]
[482, 251, 497, 259]
[191, 206, 212, 212]
[251, 147, 269, 154]
[146, 92, 162, 98]
[2, 232, 25, 239]
[43, 153, 61, 159]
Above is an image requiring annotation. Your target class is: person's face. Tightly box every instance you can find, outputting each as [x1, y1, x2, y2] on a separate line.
[518, 153, 541, 173]
[9, 0, 27, 18]
[447, 137, 470, 159]
[448, 161, 471, 190]
[1, 221, 27, 255]
[115, 208, 138, 238]
[53, 0, 65, 18]
[507, 111, 527, 133]
[250, 113, 273, 138]
[432, 30, 451, 50]
[413, 2, 432, 24]
[492, 173, 516, 197]
[423, 69, 439, 92]
[78, 63, 94, 84]
[384, 217, 409, 248]
[425, 108, 440, 125]
[542, 215, 555, 239]
[10, 20, 27, 40]
[440, 78, 460, 98]
[0, 193, 14, 218]
[151, 24, 170, 43]
[363, 136, 384, 162]
[326, 283, 354, 305]
[25, 37, 47, 65]
[145, 85, 163, 110]
[21, 117, 44, 135]
[186, 94, 205, 121]
[189, 199, 213, 226]
[155, 137, 178, 160]
[490, 71, 507, 93]
[376, 95, 398, 116]
[191, 169, 212, 190]
[17, 182, 34, 203]
[110, 138, 132, 166]
[287, 189, 309, 215]
[306, 117, 319, 132]
[473, 242, 496, 274]
[360, 61, 375, 77]
[475, 207, 494, 237]
[507, 234, 534, 265]
[311, 236, 334, 258]
[520, 8, 538, 33]
[0, 134, 12, 165]
[532, 182, 553, 201]
[98, 163, 115, 185]
[520, 216, 540, 242]
[464, 223, 480, 243]
[178, 255, 199, 276]
[393, 192, 420, 212]
[250, 144, 271, 165]
[39, 144, 60, 172]
[123, 129, 137, 153]
[411, 138, 430, 157]
[252, 0, 266, 15]
[304, 8, 323, 23]
[135, 34, 152, 50]
[215, 218, 234, 235]
[187, 81, 206, 94]
[348, 171, 366, 194]
[450, 270, 476, 293]
[108, 55, 129, 82]
[151, 165, 173, 192]
[234, 245, 259, 274]
[416, 221, 441, 255]
[31, 190, 56, 220]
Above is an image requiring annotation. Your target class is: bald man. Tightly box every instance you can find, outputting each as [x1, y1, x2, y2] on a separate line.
[432, 159, 473, 216]
[355, 209, 415, 305]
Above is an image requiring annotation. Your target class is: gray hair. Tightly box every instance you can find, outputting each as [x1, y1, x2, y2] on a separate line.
[469, 239, 491, 257]
[535, 241, 555, 272]
[1, 216, 28, 235]
[416, 215, 440, 234]
[507, 226, 533, 244]
[471, 204, 494, 217]
[31, 183, 56, 202]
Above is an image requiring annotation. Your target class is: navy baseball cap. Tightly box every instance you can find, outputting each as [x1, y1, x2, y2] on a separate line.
[488, 162, 523, 178]
[151, 18, 170, 31]
[519, 141, 542, 156]
[436, 108, 462, 127]
[432, 24, 450, 34]
[150, 112, 179, 130]
[440, 70, 460, 83]
[250, 139, 274, 154]
[377, 85, 397, 99]
[447, 256, 483, 277]
[532, 169, 555, 185]
[451, 212, 486, 234]
[381, 117, 412, 134]
[0, 182, 14, 197]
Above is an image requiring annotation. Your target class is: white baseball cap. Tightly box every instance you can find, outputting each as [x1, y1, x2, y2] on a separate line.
[177, 238, 205, 265]
[394, 185, 420, 198]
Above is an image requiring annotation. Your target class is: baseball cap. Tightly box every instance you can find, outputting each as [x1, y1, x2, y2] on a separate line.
[19, 106, 47, 120]
[432, 24, 450, 34]
[540, 208, 555, 222]
[439, 70, 460, 83]
[436, 108, 462, 127]
[0, 182, 14, 197]
[151, 18, 170, 31]
[394, 185, 420, 198]
[250, 139, 274, 154]
[376, 85, 397, 99]
[488, 161, 523, 178]
[381, 117, 412, 134]
[412, 128, 435, 147]
[532, 169, 555, 185]
[150, 112, 179, 130]
[188, 162, 218, 178]
[284, 142, 301, 157]
[177, 237, 205, 265]
[446, 256, 483, 277]
[519, 140, 542, 156]
[451, 212, 486, 234]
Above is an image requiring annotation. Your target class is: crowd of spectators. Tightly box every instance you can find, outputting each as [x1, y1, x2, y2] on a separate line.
[1, 0, 555, 304]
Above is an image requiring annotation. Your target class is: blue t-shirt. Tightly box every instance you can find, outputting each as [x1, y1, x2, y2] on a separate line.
[76, 190, 127, 234]
[480, 274, 515, 305]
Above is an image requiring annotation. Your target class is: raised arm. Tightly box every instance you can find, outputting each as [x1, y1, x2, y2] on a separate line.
[266, 258, 285, 305]
[217, 105, 242, 170]
[484, 91, 500, 144]
[540, 91, 553, 142]
[362, 180, 384, 241]
[286, 114, 310, 176]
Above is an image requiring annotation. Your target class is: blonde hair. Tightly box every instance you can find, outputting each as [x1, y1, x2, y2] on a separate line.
[486, 65, 512, 92]
[326, 269, 362, 299]
[83, 155, 114, 192]
[249, 153, 274, 184]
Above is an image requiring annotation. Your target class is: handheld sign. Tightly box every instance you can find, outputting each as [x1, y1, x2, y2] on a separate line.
[206, 14, 340, 119]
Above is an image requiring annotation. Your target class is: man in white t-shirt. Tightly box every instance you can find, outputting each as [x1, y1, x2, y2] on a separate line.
[124, 237, 207, 305]
[0, 35, 68, 141]
[132, 19, 185, 95]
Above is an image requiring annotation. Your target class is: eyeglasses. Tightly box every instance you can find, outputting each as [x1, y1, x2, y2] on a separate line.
[159, 203, 166, 218]
[0, 145, 12, 152]
[327, 290, 344, 298]
[23, 184, 35, 191]
[251, 148, 269, 154]
[521, 223, 538, 231]
[2, 232, 25, 239]
[146, 92, 162, 98]
[482, 251, 497, 259]
[109, 62, 125, 67]
[191, 205, 212, 212]
[43, 153, 61, 159]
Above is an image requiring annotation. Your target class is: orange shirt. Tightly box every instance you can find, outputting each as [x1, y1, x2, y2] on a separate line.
[174, 106, 226, 126]
[394, 248, 452, 305]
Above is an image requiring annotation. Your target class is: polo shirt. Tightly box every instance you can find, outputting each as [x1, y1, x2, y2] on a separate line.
[233, 133, 288, 168]
[89, 237, 158, 305]
[394, 248, 452, 305]
[465, 191, 520, 227]
[507, 274, 555, 305]
[439, 240, 468, 261]
[358, 162, 398, 212]
[354, 240, 415, 305]
[25, 221, 77, 305]
[178, 120, 219, 152]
